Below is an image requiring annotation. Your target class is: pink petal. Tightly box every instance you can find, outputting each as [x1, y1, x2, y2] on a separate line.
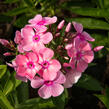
[94, 46, 104, 52]
[31, 76, 44, 88]
[28, 14, 42, 24]
[82, 31, 95, 42]
[26, 52, 38, 62]
[22, 43, 33, 51]
[43, 69, 57, 81]
[38, 85, 52, 99]
[72, 22, 83, 33]
[51, 84, 64, 97]
[57, 20, 65, 29]
[54, 71, 66, 84]
[17, 45, 24, 53]
[69, 58, 76, 69]
[14, 30, 21, 44]
[17, 66, 26, 77]
[41, 32, 53, 44]
[82, 51, 94, 63]
[64, 71, 81, 88]
[65, 22, 72, 32]
[77, 59, 88, 72]
[39, 48, 54, 61]
[16, 74, 28, 82]
[78, 41, 92, 51]
[15, 55, 28, 66]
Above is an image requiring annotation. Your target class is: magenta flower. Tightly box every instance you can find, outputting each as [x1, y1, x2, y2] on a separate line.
[15, 52, 41, 80]
[72, 22, 95, 42]
[28, 14, 57, 26]
[38, 48, 61, 80]
[31, 71, 66, 99]
[21, 26, 53, 52]
[66, 39, 94, 72]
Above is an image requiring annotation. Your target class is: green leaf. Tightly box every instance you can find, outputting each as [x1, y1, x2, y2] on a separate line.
[14, 15, 31, 28]
[4, 7, 29, 16]
[24, 0, 35, 7]
[3, 73, 15, 96]
[66, 17, 109, 30]
[4, 0, 19, 3]
[52, 90, 67, 109]
[16, 98, 56, 109]
[95, 87, 109, 109]
[66, 8, 109, 18]
[0, 15, 13, 22]
[103, 0, 109, 8]
[0, 65, 7, 79]
[0, 90, 14, 109]
[75, 74, 103, 91]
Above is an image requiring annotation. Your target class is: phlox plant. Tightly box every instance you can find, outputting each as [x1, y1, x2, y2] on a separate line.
[0, 14, 104, 99]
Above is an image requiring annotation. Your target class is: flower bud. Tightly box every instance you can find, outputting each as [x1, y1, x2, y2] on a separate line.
[57, 20, 65, 30]
[94, 46, 104, 52]
[55, 32, 60, 38]
[65, 22, 71, 32]
[0, 39, 9, 46]
[3, 52, 12, 56]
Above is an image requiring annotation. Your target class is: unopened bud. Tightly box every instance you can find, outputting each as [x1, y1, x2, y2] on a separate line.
[64, 38, 68, 42]
[55, 32, 60, 37]
[0, 39, 9, 46]
[57, 20, 65, 30]
[65, 22, 71, 32]
[94, 46, 104, 52]
[3, 52, 12, 56]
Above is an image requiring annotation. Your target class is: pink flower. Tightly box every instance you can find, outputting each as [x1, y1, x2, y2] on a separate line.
[72, 22, 95, 42]
[28, 14, 57, 26]
[21, 26, 53, 52]
[94, 46, 104, 52]
[38, 48, 61, 80]
[57, 20, 65, 30]
[15, 52, 41, 80]
[66, 39, 94, 72]
[31, 71, 66, 99]
[65, 22, 71, 32]
[0, 39, 9, 47]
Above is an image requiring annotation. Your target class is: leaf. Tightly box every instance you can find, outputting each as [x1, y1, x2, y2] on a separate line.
[4, 0, 19, 3]
[103, 0, 109, 8]
[3, 73, 15, 96]
[95, 87, 109, 109]
[24, 0, 35, 7]
[0, 90, 14, 109]
[0, 65, 7, 79]
[0, 15, 13, 22]
[75, 74, 103, 91]
[66, 8, 109, 18]
[16, 98, 56, 109]
[66, 17, 109, 30]
[14, 15, 31, 28]
[52, 90, 67, 109]
[4, 7, 29, 16]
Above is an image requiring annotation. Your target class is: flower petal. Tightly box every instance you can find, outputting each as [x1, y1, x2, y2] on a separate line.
[31, 76, 44, 88]
[82, 31, 95, 42]
[38, 85, 52, 99]
[51, 84, 64, 97]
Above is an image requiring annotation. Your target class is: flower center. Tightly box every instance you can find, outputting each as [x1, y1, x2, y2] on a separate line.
[76, 52, 82, 60]
[41, 61, 49, 69]
[27, 62, 35, 69]
[33, 35, 40, 42]
[44, 81, 53, 86]
[37, 20, 46, 25]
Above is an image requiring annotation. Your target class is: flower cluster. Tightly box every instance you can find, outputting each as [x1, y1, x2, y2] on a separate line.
[0, 14, 104, 99]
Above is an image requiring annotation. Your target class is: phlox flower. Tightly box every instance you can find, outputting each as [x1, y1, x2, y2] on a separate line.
[38, 48, 61, 80]
[14, 52, 41, 80]
[21, 26, 53, 52]
[73, 22, 95, 42]
[31, 71, 66, 99]
[28, 14, 57, 27]
[66, 39, 94, 72]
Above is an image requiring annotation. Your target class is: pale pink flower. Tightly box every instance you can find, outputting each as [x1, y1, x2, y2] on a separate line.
[0, 39, 9, 46]
[31, 71, 66, 99]
[65, 22, 71, 32]
[57, 20, 65, 30]
[72, 22, 95, 42]
[38, 48, 61, 80]
[66, 39, 94, 72]
[15, 52, 41, 80]
[21, 26, 53, 52]
[28, 14, 57, 26]
[94, 46, 104, 52]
